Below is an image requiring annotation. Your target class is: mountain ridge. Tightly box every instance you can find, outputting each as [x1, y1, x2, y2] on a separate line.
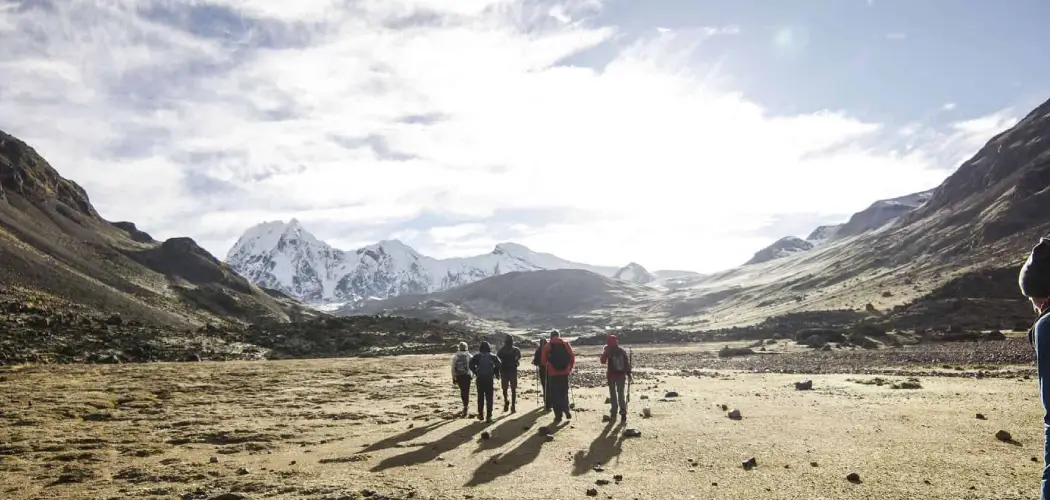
[225, 220, 679, 305]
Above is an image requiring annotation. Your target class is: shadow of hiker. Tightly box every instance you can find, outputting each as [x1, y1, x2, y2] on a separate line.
[464, 420, 567, 486]
[571, 421, 626, 476]
[371, 421, 489, 472]
[357, 419, 453, 454]
[473, 408, 544, 454]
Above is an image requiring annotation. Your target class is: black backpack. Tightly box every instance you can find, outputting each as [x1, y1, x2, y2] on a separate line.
[498, 346, 519, 370]
[608, 347, 628, 373]
[475, 353, 496, 377]
[547, 342, 570, 371]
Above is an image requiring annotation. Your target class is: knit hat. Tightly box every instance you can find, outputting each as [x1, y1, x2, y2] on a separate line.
[458, 342, 468, 351]
[1019, 237, 1050, 298]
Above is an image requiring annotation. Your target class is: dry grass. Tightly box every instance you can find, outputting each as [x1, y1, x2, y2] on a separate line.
[0, 348, 1041, 499]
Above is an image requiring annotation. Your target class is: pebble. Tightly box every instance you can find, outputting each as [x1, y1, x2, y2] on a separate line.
[481, 432, 491, 440]
[727, 409, 742, 420]
[996, 430, 1013, 442]
[742, 457, 757, 470]
[596, 479, 610, 485]
[235, 467, 249, 475]
[586, 488, 598, 497]
[976, 413, 987, 420]
[209, 457, 218, 464]
[846, 472, 862, 484]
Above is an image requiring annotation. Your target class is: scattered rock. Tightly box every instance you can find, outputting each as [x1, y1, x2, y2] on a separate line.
[209, 457, 218, 464]
[795, 380, 813, 391]
[602, 415, 611, 423]
[846, 472, 862, 484]
[719, 404, 728, 411]
[480, 432, 491, 440]
[623, 428, 642, 438]
[664, 391, 679, 398]
[613, 474, 623, 482]
[995, 430, 1013, 442]
[596, 479, 610, 485]
[640, 395, 649, 400]
[976, 414, 987, 420]
[586, 488, 598, 497]
[727, 409, 742, 420]
[235, 467, 249, 475]
[642, 407, 652, 418]
[742, 457, 757, 470]
[810, 462, 819, 467]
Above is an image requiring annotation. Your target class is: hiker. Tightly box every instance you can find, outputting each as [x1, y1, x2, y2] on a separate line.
[1019, 237, 1050, 499]
[496, 335, 521, 413]
[451, 342, 472, 418]
[531, 338, 550, 411]
[599, 334, 632, 424]
[539, 329, 575, 424]
[469, 341, 502, 422]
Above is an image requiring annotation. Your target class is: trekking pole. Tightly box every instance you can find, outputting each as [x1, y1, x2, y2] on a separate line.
[627, 347, 633, 404]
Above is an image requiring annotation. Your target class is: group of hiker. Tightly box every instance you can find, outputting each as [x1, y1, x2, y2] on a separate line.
[451, 329, 633, 424]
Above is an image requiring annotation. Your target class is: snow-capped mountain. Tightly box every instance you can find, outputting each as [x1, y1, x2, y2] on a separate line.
[225, 220, 631, 305]
[743, 189, 936, 266]
[744, 236, 816, 265]
[613, 262, 656, 285]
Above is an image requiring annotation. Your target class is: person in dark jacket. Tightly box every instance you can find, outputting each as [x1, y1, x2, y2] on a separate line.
[539, 330, 575, 424]
[599, 334, 632, 423]
[532, 338, 549, 411]
[1020, 237, 1050, 500]
[469, 341, 502, 423]
[496, 335, 521, 413]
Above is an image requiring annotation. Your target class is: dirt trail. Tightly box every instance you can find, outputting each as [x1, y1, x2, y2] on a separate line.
[0, 347, 1041, 499]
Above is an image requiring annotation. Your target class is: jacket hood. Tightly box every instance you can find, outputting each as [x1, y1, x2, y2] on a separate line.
[503, 335, 514, 347]
[606, 334, 619, 348]
[480, 341, 492, 353]
[549, 336, 566, 345]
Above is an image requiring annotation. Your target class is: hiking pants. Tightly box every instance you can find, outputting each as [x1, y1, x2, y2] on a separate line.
[500, 370, 517, 409]
[455, 374, 471, 411]
[1034, 314, 1050, 499]
[538, 369, 549, 409]
[476, 375, 495, 418]
[548, 374, 570, 419]
[608, 377, 627, 417]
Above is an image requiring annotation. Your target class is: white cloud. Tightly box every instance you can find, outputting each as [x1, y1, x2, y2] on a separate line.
[0, 0, 1021, 272]
[942, 102, 957, 111]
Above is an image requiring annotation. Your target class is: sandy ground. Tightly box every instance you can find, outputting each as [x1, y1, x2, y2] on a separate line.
[0, 347, 1043, 500]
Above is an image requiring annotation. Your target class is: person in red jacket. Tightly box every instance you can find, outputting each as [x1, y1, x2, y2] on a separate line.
[539, 329, 575, 424]
[599, 334, 632, 424]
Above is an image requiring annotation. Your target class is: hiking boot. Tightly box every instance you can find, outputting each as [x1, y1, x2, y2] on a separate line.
[510, 405, 516, 413]
[486, 415, 492, 423]
[503, 401, 509, 412]
[477, 413, 484, 421]
[553, 416, 562, 425]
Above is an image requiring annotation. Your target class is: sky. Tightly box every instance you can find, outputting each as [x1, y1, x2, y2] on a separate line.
[1, 0, 1047, 273]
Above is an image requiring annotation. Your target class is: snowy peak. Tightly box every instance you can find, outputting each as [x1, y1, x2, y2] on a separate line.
[613, 262, 655, 285]
[805, 224, 842, 243]
[225, 221, 640, 306]
[835, 189, 934, 238]
[745, 236, 814, 266]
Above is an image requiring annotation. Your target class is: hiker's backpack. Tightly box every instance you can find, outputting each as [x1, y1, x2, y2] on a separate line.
[498, 346, 519, 370]
[547, 342, 570, 371]
[453, 353, 470, 376]
[608, 347, 628, 373]
[475, 353, 496, 377]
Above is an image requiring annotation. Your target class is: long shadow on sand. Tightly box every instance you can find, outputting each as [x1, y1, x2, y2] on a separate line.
[473, 408, 544, 454]
[371, 420, 492, 472]
[571, 421, 625, 476]
[464, 419, 567, 486]
[357, 419, 453, 454]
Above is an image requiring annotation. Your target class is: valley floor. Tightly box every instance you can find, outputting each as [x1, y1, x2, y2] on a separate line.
[0, 344, 1042, 500]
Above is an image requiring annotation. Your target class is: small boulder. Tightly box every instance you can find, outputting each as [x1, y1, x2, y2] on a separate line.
[795, 380, 813, 391]
[976, 414, 987, 420]
[846, 472, 862, 484]
[742, 457, 757, 470]
[727, 409, 742, 420]
[586, 488, 598, 497]
[480, 432, 491, 440]
[995, 430, 1013, 442]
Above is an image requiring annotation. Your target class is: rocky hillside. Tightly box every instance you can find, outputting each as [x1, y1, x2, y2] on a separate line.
[0, 129, 305, 330]
[340, 269, 658, 329]
[225, 219, 673, 306]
